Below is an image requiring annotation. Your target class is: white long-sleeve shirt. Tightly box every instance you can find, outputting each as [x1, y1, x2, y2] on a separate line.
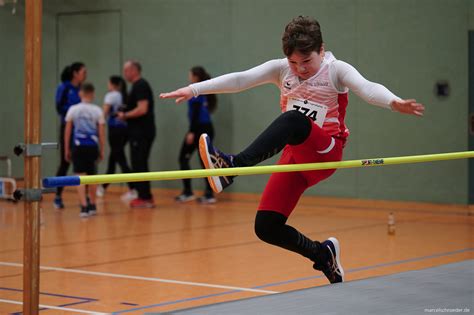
[190, 52, 400, 139]
[190, 52, 400, 109]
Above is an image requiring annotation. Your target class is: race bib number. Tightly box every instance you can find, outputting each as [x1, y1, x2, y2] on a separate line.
[286, 97, 328, 127]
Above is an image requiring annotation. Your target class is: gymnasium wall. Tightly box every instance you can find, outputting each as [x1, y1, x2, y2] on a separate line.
[0, 0, 471, 204]
[470, 0, 474, 30]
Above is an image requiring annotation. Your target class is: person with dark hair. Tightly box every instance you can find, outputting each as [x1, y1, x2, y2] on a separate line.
[175, 66, 217, 204]
[118, 60, 156, 208]
[54, 62, 87, 209]
[64, 83, 105, 217]
[161, 16, 425, 284]
[96, 76, 136, 200]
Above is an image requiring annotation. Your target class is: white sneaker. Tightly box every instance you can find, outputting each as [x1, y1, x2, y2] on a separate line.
[197, 196, 217, 204]
[96, 185, 105, 197]
[175, 193, 196, 203]
[121, 189, 138, 202]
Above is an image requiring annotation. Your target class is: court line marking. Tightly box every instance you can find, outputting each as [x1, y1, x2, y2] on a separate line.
[112, 290, 241, 314]
[1, 197, 467, 256]
[0, 219, 254, 255]
[0, 286, 97, 301]
[112, 248, 473, 314]
[0, 286, 97, 315]
[0, 262, 277, 294]
[0, 298, 109, 315]
[11, 300, 97, 315]
[0, 222, 386, 276]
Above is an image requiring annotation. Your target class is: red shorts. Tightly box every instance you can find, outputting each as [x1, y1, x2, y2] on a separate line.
[258, 123, 344, 217]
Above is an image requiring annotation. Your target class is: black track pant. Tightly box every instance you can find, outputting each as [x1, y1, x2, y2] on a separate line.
[129, 131, 155, 200]
[103, 127, 133, 190]
[178, 123, 214, 196]
[55, 123, 70, 197]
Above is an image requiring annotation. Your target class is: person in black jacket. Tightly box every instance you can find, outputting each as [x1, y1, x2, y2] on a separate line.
[118, 60, 156, 208]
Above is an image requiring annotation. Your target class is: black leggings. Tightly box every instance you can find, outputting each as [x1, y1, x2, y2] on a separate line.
[237, 111, 328, 266]
[103, 127, 133, 190]
[233, 110, 312, 167]
[179, 123, 214, 196]
[255, 211, 329, 267]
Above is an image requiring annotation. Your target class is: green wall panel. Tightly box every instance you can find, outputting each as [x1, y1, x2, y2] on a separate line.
[0, 0, 469, 203]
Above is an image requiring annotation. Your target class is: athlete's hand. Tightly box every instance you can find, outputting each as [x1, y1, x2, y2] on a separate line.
[160, 87, 193, 104]
[390, 99, 425, 117]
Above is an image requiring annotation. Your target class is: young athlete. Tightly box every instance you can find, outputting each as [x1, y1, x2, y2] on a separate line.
[160, 16, 424, 284]
[65, 83, 105, 217]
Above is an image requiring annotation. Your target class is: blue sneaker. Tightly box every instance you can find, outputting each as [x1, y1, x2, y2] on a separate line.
[53, 196, 64, 209]
[315, 237, 345, 284]
[199, 134, 234, 193]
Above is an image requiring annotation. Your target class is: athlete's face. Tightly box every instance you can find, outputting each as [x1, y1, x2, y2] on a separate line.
[287, 49, 325, 80]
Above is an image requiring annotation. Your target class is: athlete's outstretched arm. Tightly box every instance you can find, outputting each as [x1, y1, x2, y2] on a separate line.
[160, 59, 283, 103]
[333, 61, 425, 116]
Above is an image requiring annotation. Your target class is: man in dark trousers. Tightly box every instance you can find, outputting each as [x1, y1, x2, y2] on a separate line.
[118, 60, 156, 208]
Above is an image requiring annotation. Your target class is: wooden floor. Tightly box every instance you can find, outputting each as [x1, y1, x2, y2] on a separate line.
[0, 187, 472, 314]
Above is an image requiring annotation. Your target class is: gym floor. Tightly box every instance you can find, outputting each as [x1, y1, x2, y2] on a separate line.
[0, 187, 472, 314]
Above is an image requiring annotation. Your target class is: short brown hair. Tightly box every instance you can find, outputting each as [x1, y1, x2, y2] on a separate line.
[80, 82, 95, 94]
[282, 16, 323, 56]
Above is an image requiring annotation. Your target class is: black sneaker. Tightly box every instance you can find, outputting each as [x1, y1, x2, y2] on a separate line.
[80, 206, 89, 218]
[199, 133, 234, 193]
[88, 204, 97, 216]
[53, 196, 64, 209]
[314, 237, 345, 284]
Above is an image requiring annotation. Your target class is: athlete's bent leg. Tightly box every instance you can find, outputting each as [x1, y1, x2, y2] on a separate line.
[255, 152, 344, 283]
[199, 111, 313, 193]
[233, 110, 312, 167]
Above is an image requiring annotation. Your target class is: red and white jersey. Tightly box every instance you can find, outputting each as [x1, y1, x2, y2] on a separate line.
[190, 51, 400, 142]
[279, 52, 349, 139]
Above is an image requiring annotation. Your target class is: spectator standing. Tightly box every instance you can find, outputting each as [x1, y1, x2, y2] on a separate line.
[175, 66, 217, 204]
[96, 75, 137, 201]
[54, 62, 87, 209]
[118, 60, 156, 208]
